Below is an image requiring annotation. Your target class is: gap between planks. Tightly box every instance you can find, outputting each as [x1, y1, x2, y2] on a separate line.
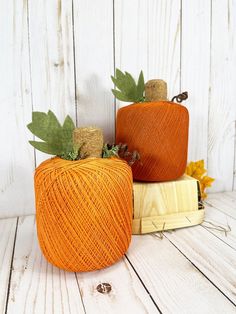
[4, 217, 18, 314]
[5, 216, 159, 314]
[200, 204, 236, 252]
[162, 233, 236, 308]
[2, 193, 236, 313]
[127, 194, 236, 312]
[166, 195, 236, 306]
[0, 215, 161, 314]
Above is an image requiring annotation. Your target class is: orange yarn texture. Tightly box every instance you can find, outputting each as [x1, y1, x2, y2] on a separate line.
[116, 101, 189, 182]
[35, 157, 133, 272]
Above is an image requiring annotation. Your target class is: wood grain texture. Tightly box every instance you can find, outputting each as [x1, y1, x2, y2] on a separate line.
[0, 0, 35, 218]
[76, 258, 159, 314]
[203, 203, 236, 250]
[225, 190, 236, 203]
[2, 193, 236, 312]
[28, 0, 76, 165]
[73, 0, 115, 142]
[114, 0, 181, 110]
[234, 120, 236, 191]
[132, 175, 202, 234]
[0, 217, 17, 313]
[224, 190, 236, 198]
[164, 225, 236, 304]
[206, 192, 236, 219]
[181, 0, 211, 163]
[208, 0, 236, 192]
[7, 216, 85, 314]
[133, 175, 199, 219]
[1, 0, 236, 215]
[127, 234, 235, 313]
[135, 209, 204, 234]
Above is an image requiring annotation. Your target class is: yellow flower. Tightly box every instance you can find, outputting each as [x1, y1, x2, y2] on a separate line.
[185, 160, 214, 199]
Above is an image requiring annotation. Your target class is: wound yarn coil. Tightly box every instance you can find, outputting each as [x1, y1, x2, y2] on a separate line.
[35, 157, 133, 272]
[116, 101, 189, 182]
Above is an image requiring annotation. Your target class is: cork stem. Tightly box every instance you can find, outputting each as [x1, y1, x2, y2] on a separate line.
[73, 127, 104, 158]
[145, 79, 168, 101]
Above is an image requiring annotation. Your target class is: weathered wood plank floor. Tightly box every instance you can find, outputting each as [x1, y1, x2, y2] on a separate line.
[1, 192, 236, 314]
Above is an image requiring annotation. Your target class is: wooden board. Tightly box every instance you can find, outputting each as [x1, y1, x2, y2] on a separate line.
[1, 1, 236, 218]
[132, 209, 204, 234]
[2, 192, 236, 312]
[73, 0, 115, 142]
[7, 216, 85, 314]
[133, 175, 202, 234]
[208, 0, 236, 192]
[0, 218, 17, 313]
[114, 0, 181, 111]
[181, 0, 211, 163]
[28, 0, 76, 166]
[127, 234, 235, 313]
[203, 204, 236, 251]
[164, 225, 236, 304]
[224, 190, 236, 202]
[76, 259, 159, 314]
[6, 215, 159, 313]
[0, 0, 35, 218]
[234, 126, 236, 190]
[133, 175, 199, 219]
[206, 193, 236, 219]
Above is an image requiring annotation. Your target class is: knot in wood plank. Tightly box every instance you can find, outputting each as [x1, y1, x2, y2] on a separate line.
[96, 283, 112, 294]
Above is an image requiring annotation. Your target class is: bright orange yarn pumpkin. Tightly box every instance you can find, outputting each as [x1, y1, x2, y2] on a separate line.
[35, 157, 133, 272]
[116, 101, 189, 182]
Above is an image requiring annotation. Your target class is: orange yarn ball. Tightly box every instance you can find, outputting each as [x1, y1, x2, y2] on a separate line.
[116, 101, 189, 182]
[34, 157, 133, 272]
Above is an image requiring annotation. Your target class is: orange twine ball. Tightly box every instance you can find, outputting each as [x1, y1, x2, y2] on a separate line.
[35, 157, 133, 272]
[116, 101, 189, 182]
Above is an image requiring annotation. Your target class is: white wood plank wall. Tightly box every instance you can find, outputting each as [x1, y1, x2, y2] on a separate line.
[0, 0, 236, 217]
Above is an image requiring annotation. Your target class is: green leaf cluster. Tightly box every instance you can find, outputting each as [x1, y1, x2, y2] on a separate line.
[61, 143, 87, 161]
[111, 69, 145, 103]
[102, 144, 119, 158]
[27, 110, 75, 158]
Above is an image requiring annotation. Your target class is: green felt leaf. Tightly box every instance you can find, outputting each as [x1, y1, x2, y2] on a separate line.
[28, 141, 63, 155]
[124, 71, 137, 89]
[115, 68, 125, 80]
[111, 76, 124, 92]
[27, 110, 62, 143]
[61, 115, 76, 154]
[47, 110, 62, 131]
[27, 110, 75, 157]
[111, 89, 133, 102]
[28, 112, 50, 141]
[111, 68, 145, 103]
[137, 70, 145, 100]
[63, 115, 75, 130]
[112, 71, 136, 98]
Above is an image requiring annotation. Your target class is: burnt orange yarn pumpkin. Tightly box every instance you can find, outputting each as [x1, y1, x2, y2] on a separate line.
[35, 157, 133, 272]
[116, 101, 189, 182]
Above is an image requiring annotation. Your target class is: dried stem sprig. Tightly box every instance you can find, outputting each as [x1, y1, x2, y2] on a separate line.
[102, 143, 140, 166]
